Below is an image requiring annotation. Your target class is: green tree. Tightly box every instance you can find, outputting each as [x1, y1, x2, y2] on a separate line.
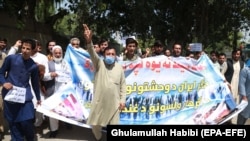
[70, 1, 248, 52]
[1, 0, 250, 52]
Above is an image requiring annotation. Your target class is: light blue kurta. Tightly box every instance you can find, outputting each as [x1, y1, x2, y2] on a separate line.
[238, 66, 250, 118]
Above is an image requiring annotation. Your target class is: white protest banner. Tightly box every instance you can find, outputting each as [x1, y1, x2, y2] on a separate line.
[37, 44, 247, 127]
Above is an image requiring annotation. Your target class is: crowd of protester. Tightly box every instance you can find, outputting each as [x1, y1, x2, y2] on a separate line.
[0, 25, 250, 141]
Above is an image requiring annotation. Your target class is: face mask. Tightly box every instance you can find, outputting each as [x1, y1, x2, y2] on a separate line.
[104, 56, 115, 65]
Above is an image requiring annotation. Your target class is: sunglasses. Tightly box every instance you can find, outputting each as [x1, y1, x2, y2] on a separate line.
[72, 43, 79, 46]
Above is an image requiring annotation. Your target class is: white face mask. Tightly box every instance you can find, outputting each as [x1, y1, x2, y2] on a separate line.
[53, 57, 63, 63]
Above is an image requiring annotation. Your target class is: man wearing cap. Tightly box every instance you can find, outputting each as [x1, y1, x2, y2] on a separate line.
[122, 38, 141, 61]
[43, 45, 72, 137]
[151, 40, 165, 56]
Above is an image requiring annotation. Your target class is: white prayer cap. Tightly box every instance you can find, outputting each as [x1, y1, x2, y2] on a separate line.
[52, 45, 62, 52]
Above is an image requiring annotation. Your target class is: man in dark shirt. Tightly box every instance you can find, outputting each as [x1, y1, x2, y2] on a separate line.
[0, 38, 41, 141]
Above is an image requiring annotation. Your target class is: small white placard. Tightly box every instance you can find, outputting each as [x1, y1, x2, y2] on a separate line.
[189, 43, 202, 52]
[4, 86, 26, 103]
[56, 71, 71, 82]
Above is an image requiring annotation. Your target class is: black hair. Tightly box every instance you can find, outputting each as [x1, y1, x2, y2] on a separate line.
[126, 38, 138, 47]
[153, 40, 163, 47]
[172, 42, 182, 49]
[45, 40, 57, 54]
[231, 48, 241, 55]
[21, 38, 36, 50]
[0, 37, 7, 43]
[185, 51, 194, 56]
[98, 38, 109, 46]
[210, 50, 218, 56]
[103, 46, 116, 54]
[218, 52, 226, 57]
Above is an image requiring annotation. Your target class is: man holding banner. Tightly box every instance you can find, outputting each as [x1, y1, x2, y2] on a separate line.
[83, 24, 126, 141]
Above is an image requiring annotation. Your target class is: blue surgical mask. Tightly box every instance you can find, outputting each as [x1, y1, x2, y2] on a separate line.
[104, 56, 115, 65]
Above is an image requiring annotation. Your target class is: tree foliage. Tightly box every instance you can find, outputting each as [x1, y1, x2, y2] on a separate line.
[1, 0, 250, 52]
[71, 0, 250, 52]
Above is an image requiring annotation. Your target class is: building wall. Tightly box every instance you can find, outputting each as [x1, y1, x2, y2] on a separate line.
[0, 11, 52, 53]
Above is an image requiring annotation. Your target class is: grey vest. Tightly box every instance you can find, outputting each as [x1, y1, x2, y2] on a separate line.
[44, 61, 56, 97]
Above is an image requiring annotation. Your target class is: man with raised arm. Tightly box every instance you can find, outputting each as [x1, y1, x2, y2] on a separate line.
[83, 24, 126, 141]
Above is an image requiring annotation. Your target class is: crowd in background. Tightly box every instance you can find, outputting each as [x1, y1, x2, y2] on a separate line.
[0, 33, 250, 141]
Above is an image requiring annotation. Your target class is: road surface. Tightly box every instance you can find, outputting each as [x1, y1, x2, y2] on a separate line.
[2, 119, 107, 141]
[2, 118, 250, 141]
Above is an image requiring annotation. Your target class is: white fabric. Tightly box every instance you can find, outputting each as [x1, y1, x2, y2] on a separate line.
[49, 117, 59, 131]
[230, 61, 241, 124]
[231, 61, 240, 101]
[7, 46, 19, 56]
[44, 60, 72, 131]
[34, 89, 45, 127]
[30, 52, 49, 106]
[31, 52, 49, 127]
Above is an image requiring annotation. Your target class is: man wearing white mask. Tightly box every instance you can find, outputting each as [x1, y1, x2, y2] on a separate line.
[43, 45, 72, 138]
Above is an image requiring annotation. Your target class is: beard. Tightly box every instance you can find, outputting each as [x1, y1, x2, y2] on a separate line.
[53, 57, 63, 63]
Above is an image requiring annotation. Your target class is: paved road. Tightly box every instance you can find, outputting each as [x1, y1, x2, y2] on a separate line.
[2, 119, 107, 141]
[2, 118, 250, 141]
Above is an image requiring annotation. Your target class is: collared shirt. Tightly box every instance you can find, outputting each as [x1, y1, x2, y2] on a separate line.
[122, 53, 141, 61]
[0, 54, 40, 101]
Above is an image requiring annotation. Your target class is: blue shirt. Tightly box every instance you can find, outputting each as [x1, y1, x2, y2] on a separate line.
[238, 66, 250, 118]
[0, 54, 40, 101]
